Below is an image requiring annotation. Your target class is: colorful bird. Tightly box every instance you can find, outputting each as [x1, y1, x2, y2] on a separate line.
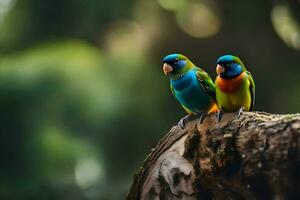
[163, 53, 218, 128]
[215, 55, 255, 121]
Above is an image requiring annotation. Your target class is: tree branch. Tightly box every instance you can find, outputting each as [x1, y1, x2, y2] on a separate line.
[127, 112, 300, 200]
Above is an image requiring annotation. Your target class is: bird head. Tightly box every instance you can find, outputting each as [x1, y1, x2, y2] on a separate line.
[162, 54, 193, 77]
[216, 55, 245, 79]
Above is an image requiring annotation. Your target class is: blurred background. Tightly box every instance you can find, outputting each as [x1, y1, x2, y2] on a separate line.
[0, 0, 299, 199]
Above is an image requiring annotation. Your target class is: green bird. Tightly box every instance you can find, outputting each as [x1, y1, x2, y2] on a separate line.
[163, 53, 218, 128]
[215, 55, 255, 121]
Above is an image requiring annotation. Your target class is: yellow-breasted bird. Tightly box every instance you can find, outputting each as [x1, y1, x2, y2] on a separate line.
[163, 53, 218, 128]
[215, 55, 255, 121]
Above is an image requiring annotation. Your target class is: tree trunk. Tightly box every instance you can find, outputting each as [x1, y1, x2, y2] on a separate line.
[127, 112, 300, 200]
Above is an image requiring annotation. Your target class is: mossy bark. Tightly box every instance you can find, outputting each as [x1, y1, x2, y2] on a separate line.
[127, 112, 300, 200]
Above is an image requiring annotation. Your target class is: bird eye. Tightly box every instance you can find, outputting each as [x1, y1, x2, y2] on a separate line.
[174, 59, 179, 64]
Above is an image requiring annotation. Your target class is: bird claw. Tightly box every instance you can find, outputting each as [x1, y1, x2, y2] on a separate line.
[199, 113, 208, 124]
[178, 114, 192, 129]
[217, 110, 223, 122]
[178, 120, 185, 129]
[236, 107, 244, 118]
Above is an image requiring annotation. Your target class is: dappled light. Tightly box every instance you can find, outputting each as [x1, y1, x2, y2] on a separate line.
[176, 2, 220, 38]
[271, 4, 300, 50]
[0, 0, 16, 24]
[75, 157, 105, 199]
[157, 0, 186, 11]
[104, 20, 148, 60]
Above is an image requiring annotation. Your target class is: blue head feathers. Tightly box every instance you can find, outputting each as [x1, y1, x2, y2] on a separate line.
[163, 54, 188, 73]
[217, 55, 244, 79]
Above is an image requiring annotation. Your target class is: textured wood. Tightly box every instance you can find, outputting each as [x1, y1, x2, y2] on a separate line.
[127, 112, 300, 200]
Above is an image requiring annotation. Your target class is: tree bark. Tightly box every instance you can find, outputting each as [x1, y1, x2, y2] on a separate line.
[127, 112, 300, 200]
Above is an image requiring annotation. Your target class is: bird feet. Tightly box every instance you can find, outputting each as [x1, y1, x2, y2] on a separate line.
[199, 113, 208, 124]
[178, 112, 209, 128]
[178, 114, 193, 129]
[236, 107, 244, 118]
[216, 109, 223, 122]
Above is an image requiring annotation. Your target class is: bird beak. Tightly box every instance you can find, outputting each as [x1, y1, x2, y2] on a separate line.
[216, 64, 225, 75]
[163, 63, 173, 75]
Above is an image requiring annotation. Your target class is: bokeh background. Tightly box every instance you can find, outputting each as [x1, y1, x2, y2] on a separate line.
[0, 0, 299, 199]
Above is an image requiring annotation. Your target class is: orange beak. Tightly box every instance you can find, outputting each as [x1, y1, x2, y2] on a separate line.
[216, 64, 225, 75]
[163, 63, 173, 75]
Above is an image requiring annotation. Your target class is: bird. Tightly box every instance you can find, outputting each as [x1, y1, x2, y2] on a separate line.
[162, 53, 218, 128]
[214, 55, 255, 121]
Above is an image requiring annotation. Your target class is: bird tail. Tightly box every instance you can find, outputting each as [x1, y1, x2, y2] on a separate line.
[208, 103, 219, 114]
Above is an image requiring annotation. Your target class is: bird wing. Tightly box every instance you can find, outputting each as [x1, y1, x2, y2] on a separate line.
[246, 71, 255, 111]
[195, 67, 216, 101]
[170, 83, 193, 114]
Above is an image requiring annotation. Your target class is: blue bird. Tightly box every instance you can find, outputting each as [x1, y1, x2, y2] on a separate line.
[162, 53, 218, 128]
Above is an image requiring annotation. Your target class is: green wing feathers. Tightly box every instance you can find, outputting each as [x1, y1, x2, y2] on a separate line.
[195, 68, 216, 101]
[246, 71, 255, 111]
